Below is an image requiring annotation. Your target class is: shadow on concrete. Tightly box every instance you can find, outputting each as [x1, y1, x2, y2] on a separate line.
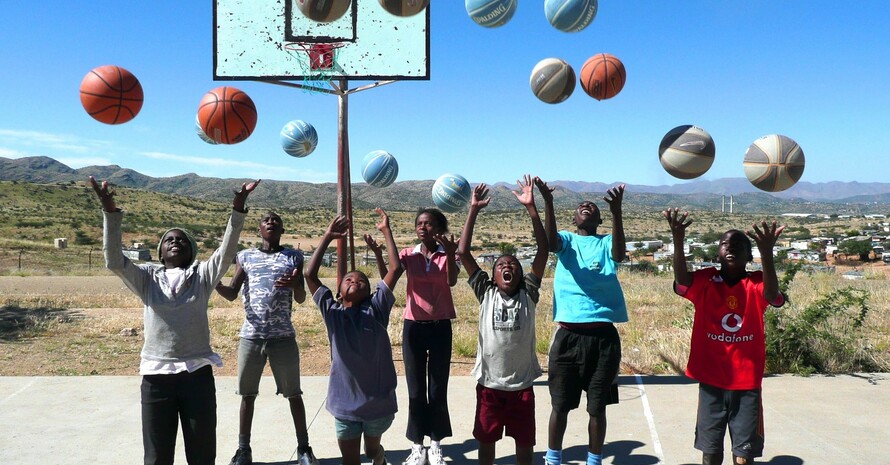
[678, 455, 804, 465]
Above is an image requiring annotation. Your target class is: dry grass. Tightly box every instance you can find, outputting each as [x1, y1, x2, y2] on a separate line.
[1, 266, 888, 376]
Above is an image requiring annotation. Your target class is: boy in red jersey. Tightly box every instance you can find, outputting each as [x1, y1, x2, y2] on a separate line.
[664, 208, 786, 465]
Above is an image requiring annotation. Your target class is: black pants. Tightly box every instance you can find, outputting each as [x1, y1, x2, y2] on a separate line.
[141, 366, 217, 465]
[402, 319, 453, 442]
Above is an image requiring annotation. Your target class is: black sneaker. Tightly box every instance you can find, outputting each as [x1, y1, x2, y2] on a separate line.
[229, 447, 252, 465]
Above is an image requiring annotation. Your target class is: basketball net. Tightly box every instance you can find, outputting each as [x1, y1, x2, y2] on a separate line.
[284, 42, 346, 94]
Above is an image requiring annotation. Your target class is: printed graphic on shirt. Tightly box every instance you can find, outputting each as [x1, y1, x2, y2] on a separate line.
[492, 300, 521, 332]
[239, 248, 302, 339]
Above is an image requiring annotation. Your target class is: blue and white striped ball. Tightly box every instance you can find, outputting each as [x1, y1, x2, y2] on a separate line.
[466, 0, 517, 28]
[280, 120, 318, 158]
[432, 173, 472, 213]
[361, 150, 399, 188]
[544, 0, 598, 33]
[195, 115, 218, 145]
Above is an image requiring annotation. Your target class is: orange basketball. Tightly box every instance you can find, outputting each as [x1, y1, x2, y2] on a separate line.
[580, 53, 626, 101]
[196, 86, 257, 145]
[79, 65, 144, 124]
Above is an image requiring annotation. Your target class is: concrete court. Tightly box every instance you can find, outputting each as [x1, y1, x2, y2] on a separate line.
[0, 374, 887, 465]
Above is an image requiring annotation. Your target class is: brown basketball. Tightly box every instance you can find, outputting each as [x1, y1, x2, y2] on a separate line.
[79, 65, 144, 125]
[378, 0, 428, 17]
[580, 53, 626, 101]
[296, 0, 352, 23]
[196, 86, 257, 145]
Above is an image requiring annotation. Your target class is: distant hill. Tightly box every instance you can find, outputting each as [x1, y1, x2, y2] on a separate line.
[3, 156, 890, 214]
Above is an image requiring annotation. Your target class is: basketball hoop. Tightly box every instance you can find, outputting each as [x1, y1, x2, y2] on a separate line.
[284, 42, 346, 93]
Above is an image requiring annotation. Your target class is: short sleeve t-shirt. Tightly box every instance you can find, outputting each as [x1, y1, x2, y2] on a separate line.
[468, 269, 543, 391]
[399, 244, 458, 321]
[313, 281, 398, 422]
[237, 248, 303, 339]
[552, 231, 628, 323]
[679, 267, 777, 390]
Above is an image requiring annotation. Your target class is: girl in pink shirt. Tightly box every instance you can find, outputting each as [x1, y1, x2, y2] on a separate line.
[398, 208, 459, 465]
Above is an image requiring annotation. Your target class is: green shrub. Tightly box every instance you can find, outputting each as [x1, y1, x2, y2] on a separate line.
[766, 265, 884, 374]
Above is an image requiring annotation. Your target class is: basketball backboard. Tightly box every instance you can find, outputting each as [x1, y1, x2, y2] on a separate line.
[214, 0, 430, 81]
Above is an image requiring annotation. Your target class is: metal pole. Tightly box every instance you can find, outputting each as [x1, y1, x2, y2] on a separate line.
[18, 249, 23, 272]
[336, 79, 353, 287]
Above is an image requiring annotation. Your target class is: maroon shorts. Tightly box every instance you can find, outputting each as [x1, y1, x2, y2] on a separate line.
[473, 384, 536, 447]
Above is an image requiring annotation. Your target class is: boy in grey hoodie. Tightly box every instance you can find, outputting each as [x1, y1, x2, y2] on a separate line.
[91, 176, 258, 465]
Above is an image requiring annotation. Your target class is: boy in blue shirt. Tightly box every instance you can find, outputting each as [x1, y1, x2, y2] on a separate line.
[536, 178, 627, 465]
[304, 208, 404, 465]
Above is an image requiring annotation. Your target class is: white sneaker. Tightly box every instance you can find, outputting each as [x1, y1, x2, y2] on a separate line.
[427, 446, 446, 465]
[402, 447, 426, 465]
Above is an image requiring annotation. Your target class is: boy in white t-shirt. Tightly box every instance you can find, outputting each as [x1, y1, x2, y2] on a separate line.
[455, 175, 549, 465]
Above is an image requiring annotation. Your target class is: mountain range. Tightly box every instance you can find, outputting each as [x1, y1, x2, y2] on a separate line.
[3, 156, 890, 214]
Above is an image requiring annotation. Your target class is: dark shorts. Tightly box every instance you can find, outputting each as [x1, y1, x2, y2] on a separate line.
[695, 383, 764, 459]
[473, 384, 535, 447]
[548, 324, 621, 415]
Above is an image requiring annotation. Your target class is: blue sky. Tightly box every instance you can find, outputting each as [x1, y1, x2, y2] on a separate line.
[1, 1, 889, 187]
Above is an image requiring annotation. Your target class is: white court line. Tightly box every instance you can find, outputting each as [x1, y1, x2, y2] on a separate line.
[0, 378, 37, 406]
[634, 374, 665, 464]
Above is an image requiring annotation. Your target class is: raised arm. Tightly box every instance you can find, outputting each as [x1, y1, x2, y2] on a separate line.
[513, 175, 549, 278]
[90, 176, 118, 212]
[202, 181, 258, 288]
[91, 176, 150, 295]
[376, 208, 405, 291]
[664, 208, 693, 287]
[604, 184, 626, 263]
[232, 179, 260, 213]
[748, 220, 786, 303]
[215, 261, 246, 301]
[457, 183, 491, 278]
[304, 216, 349, 295]
[534, 177, 561, 253]
[363, 234, 387, 279]
[434, 232, 460, 287]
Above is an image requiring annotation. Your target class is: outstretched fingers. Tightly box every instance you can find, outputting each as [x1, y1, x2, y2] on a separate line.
[471, 183, 491, 209]
[663, 207, 693, 232]
[374, 207, 390, 231]
[533, 176, 554, 202]
[603, 184, 626, 208]
[511, 174, 535, 205]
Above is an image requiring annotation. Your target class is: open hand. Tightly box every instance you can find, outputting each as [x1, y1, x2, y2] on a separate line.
[373, 207, 390, 232]
[325, 215, 350, 239]
[434, 233, 457, 255]
[511, 174, 535, 206]
[471, 184, 491, 210]
[363, 233, 383, 255]
[533, 177, 554, 203]
[663, 207, 692, 238]
[89, 176, 117, 212]
[233, 179, 261, 212]
[274, 269, 301, 289]
[748, 220, 785, 252]
[604, 184, 625, 214]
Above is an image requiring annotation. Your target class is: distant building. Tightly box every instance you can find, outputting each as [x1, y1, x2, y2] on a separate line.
[54, 238, 67, 249]
[122, 248, 151, 261]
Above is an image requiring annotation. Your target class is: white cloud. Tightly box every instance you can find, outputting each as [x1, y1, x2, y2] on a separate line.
[139, 151, 334, 182]
[0, 147, 32, 158]
[0, 128, 111, 154]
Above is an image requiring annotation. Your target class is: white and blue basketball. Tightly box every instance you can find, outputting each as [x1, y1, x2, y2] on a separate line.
[280, 120, 318, 158]
[544, 0, 598, 33]
[432, 173, 472, 213]
[195, 115, 218, 145]
[466, 0, 517, 28]
[362, 150, 399, 188]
